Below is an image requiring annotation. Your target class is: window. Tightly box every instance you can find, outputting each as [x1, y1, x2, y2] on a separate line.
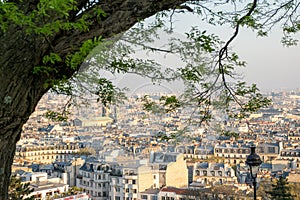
[141, 195, 148, 199]
[132, 180, 136, 184]
[259, 147, 265, 153]
[227, 171, 231, 177]
[268, 147, 276, 153]
[133, 189, 137, 193]
[153, 175, 156, 179]
[151, 196, 158, 200]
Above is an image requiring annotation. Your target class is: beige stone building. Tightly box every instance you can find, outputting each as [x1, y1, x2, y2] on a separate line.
[14, 143, 79, 164]
[121, 152, 188, 200]
[214, 144, 250, 164]
[193, 162, 237, 185]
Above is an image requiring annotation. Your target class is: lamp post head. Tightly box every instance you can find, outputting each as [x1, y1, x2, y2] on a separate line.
[246, 145, 262, 178]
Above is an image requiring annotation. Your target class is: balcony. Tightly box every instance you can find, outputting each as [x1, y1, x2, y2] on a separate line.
[124, 175, 137, 179]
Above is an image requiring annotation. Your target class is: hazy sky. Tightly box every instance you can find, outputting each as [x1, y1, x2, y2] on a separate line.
[233, 29, 300, 91]
[174, 13, 300, 91]
[98, 12, 300, 94]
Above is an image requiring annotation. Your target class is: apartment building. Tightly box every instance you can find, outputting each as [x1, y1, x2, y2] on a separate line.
[76, 152, 188, 200]
[20, 172, 69, 200]
[288, 132, 300, 141]
[214, 142, 282, 164]
[193, 162, 236, 185]
[118, 152, 189, 200]
[279, 148, 300, 167]
[123, 165, 140, 200]
[77, 158, 111, 200]
[110, 172, 124, 200]
[15, 143, 79, 164]
[149, 152, 189, 189]
[256, 142, 282, 162]
[175, 145, 214, 160]
[214, 143, 250, 164]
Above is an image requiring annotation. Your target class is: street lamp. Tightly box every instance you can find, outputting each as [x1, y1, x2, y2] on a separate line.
[246, 145, 262, 200]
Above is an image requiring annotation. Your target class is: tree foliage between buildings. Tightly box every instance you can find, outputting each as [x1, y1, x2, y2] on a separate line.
[8, 175, 34, 200]
[266, 177, 294, 200]
[74, 147, 96, 156]
[1, 0, 300, 199]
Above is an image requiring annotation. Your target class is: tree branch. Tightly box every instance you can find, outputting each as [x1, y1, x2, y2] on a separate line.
[218, 0, 258, 106]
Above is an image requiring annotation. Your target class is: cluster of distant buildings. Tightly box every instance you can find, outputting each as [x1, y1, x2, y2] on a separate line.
[11, 90, 300, 199]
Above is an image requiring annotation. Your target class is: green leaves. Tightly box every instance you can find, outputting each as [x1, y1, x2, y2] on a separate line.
[95, 78, 126, 107]
[66, 37, 103, 70]
[221, 130, 239, 139]
[36, 0, 77, 18]
[160, 95, 181, 113]
[266, 176, 294, 200]
[226, 82, 271, 119]
[45, 110, 69, 122]
[0, 2, 30, 32]
[140, 95, 181, 115]
[43, 53, 62, 64]
[185, 28, 220, 53]
[180, 64, 204, 82]
[9, 175, 34, 200]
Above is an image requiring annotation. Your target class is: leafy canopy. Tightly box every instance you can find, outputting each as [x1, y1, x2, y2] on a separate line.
[2, 0, 300, 127]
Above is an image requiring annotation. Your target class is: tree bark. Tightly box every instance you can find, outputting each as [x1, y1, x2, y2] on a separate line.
[0, 1, 189, 199]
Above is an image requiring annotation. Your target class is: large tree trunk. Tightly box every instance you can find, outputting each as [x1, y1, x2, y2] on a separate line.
[0, 26, 49, 199]
[0, 1, 188, 199]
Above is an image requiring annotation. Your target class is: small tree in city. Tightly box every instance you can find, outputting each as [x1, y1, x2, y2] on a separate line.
[8, 175, 34, 200]
[266, 176, 294, 200]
